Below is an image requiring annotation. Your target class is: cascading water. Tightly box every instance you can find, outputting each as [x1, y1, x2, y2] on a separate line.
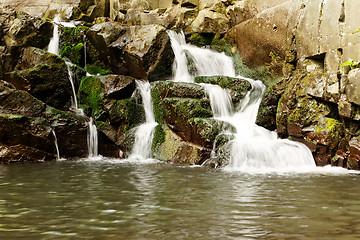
[88, 117, 99, 158]
[65, 61, 84, 115]
[129, 80, 158, 159]
[167, 30, 316, 171]
[48, 14, 61, 55]
[51, 129, 60, 160]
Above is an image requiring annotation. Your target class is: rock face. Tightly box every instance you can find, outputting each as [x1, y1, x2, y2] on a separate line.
[0, 81, 121, 162]
[1, 0, 360, 169]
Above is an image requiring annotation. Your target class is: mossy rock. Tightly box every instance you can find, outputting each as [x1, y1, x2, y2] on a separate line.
[60, 42, 84, 66]
[194, 75, 252, 103]
[188, 32, 215, 47]
[189, 117, 235, 147]
[78, 76, 105, 118]
[163, 97, 213, 120]
[151, 81, 206, 99]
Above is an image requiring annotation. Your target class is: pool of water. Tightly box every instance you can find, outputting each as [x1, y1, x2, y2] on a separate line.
[1, 159, 360, 239]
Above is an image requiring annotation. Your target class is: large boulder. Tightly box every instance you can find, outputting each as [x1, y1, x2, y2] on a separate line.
[153, 125, 211, 165]
[5, 47, 73, 110]
[187, 9, 229, 33]
[111, 25, 174, 81]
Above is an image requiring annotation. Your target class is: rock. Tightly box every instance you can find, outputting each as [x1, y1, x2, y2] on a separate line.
[162, 97, 212, 145]
[194, 75, 252, 103]
[346, 68, 360, 106]
[165, 5, 198, 29]
[0, 83, 46, 117]
[226, 1, 253, 27]
[0, 114, 55, 156]
[2, 11, 53, 51]
[227, 1, 301, 68]
[187, 9, 229, 33]
[110, 25, 173, 79]
[0, 143, 55, 163]
[100, 74, 136, 99]
[89, 22, 125, 46]
[152, 81, 206, 99]
[347, 136, 360, 170]
[153, 125, 211, 165]
[5, 47, 72, 110]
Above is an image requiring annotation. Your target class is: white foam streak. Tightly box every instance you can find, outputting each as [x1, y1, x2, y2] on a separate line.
[48, 14, 61, 55]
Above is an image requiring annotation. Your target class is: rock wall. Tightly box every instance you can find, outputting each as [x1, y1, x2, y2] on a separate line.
[1, 0, 360, 168]
[227, 0, 360, 169]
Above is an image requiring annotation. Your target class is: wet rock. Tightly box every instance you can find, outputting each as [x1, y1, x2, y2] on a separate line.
[5, 47, 72, 110]
[153, 125, 211, 165]
[2, 11, 53, 51]
[187, 9, 228, 33]
[346, 68, 360, 106]
[0, 143, 55, 163]
[0, 83, 46, 117]
[194, 75, 252, 103]
[101, 75, 136, 99]
[152, 81, 205, 99]
[348, 136, 360, 170]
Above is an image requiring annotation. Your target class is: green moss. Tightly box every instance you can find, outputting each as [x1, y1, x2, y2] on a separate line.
[152, 124, 165, 154]
[60, 42, 84, 66]
[78, 76, 104, 117]
[95, 120, 109, 131]
[85, 64, 112, 75]
[151, 88, 165, 124]
[0, 114, 24, 120]
[126, 99, 145, 130]
[189, 33, 214, 46]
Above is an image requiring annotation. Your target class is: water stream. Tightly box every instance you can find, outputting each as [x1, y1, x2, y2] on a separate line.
[128, 81, 158, 160]
[167, 30, 316, 171]
[51, 129, 60, 160]
[88, 117, 99, 159]
[47, 14, 61, 55]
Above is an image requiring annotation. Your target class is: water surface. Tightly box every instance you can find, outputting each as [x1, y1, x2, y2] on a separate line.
[1, 159, 360, 239]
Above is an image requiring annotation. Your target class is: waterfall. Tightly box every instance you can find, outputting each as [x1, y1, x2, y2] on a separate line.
[129, 80, 158, 159]
[51, 129, 60, 160]
[48, 14, 61, 55]
[65, 61, 84, 115]
[168, 30, 316, 170]
[88, 117, 99, 158]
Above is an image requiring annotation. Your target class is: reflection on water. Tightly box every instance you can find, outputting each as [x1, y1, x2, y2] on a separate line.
[1, 160, 360, 239]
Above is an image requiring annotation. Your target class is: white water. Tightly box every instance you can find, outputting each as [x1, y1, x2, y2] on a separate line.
[48, 14, 61, 55]
[51, 129, 60, 160]
[168, 30, 316, 171]
[65, 61, 85, 115]
[88, 117, 99, 159]
[129, 81, 158, 159]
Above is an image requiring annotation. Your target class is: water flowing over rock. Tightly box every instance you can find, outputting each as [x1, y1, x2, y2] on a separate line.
[128, 80, 158, 159]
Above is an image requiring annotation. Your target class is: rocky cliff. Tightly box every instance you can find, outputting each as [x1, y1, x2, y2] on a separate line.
[1, 0, 359, 169]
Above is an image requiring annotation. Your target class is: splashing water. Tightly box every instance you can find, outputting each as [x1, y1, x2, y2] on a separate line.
[48, 14, 61, 55]
[167, 30, 316, 171]
[88, 117, 99, 159]
[129, 81, 158, 160]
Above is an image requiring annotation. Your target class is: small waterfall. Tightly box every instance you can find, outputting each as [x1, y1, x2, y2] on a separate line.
[168, 30, 316, 171]
[48, 14, 61, 55]
[88, 117, 99, 158]
[129, 80, 158, 159]
[167, 30, 235, 82]
[65, 61, 84, 115]
[51, 129, 60, 160]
